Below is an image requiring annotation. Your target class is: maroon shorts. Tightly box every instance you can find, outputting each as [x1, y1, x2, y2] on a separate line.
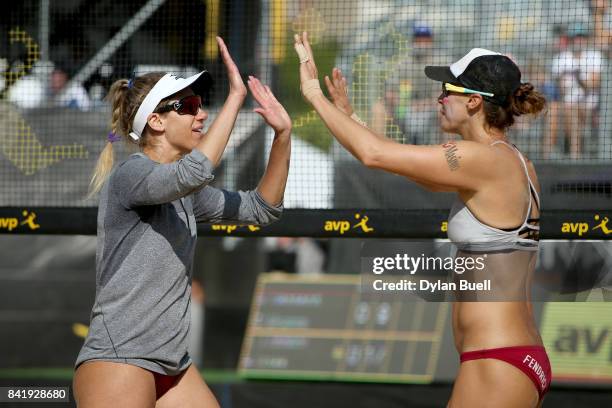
[460, 345, 551, 402]
[152, 371, 180, 400]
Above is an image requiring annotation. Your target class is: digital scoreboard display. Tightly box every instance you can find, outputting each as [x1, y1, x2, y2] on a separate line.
[240, 274, 612, 387]
[239, 273, 448, 383]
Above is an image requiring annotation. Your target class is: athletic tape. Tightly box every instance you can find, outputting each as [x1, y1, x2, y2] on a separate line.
[301, 79, 323, 101]
[295, 43, 310, 64]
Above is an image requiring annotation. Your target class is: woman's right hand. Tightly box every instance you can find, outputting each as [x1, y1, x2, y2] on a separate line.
[217, 36, 247, 98]
[294, 32, 324, 103]
[248, 76, 292, 136]
[324, 67, 353, 116]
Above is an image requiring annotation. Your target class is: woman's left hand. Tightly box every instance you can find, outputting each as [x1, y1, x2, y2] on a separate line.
[248, 76, 292, 135]
[325, 67, 353, 116]
[217, 36, 247, 98]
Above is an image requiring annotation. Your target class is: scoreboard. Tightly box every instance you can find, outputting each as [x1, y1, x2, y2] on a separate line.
[240, 273, 612, 386]
[239, 273, 449, 382]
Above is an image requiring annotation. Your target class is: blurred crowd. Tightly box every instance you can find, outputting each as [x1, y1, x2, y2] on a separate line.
[3, 58, 108, 111]
[362, 1, 612, 161]
[3, 0, 612, 161]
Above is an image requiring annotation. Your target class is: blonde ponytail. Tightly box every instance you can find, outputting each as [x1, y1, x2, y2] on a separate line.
[87, 79, 129, 197]
[87, 72, 167, 198]
[88, 142, 115, 197]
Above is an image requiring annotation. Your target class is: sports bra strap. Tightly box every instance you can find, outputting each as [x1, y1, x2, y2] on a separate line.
[489, 140, 541, 220]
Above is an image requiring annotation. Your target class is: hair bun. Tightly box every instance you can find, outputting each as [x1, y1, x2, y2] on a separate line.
[510, 82, 545, 117]
[514, 83, 534, 101]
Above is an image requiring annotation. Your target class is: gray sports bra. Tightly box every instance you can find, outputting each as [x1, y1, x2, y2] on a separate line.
[447, 141, 540, 251]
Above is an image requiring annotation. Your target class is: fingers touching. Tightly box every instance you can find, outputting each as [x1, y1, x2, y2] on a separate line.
[325, 68, 347, 95]
[247, 76, 267, 105]
[294, 35, 310, 63]
[247, 76, 279, 107]
[216, 36, 233, 65]
[294, 32, 318, 78]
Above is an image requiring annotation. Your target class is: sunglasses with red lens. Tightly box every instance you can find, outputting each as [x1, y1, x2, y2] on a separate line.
[154, 95, 202, 116]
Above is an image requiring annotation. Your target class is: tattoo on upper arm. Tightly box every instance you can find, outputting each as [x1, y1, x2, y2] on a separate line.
[442, 142, 461, 171]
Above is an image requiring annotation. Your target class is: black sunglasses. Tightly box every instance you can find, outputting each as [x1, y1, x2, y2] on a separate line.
[154, 95, 202, 116]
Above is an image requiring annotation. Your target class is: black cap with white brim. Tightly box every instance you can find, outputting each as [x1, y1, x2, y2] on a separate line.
[425, 48, 522, 106]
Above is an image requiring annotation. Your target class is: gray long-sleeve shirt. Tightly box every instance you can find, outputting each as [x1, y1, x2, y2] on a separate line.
[75, 150, 282, 375]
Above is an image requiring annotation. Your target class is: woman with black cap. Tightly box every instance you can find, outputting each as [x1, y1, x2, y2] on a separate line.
[295, 32, 549, 407]
[73, 37, 291, 407]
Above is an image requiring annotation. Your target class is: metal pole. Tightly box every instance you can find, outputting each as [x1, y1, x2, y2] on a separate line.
[70, 0, 168, 86]
[256, 0, 271, 85]
[39, 0, 49, 62]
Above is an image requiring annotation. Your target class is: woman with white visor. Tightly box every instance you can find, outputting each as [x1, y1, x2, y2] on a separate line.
[74, 37, 291, 407]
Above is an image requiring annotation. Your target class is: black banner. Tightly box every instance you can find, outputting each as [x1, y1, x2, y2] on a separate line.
[1, 208, 612, 239]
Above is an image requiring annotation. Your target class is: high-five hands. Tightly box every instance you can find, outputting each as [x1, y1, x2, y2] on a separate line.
[216, 36, 247, 98]
[247, 76, 292, 136]
[294, 32, 324, 103]
[324, 67, 353, 116]
[294, 32, 365, 126]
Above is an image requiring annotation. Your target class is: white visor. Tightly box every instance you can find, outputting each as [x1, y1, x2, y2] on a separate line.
[129, 71, 211, 141]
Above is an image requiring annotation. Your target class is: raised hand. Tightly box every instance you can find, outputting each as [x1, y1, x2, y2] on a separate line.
[324, 67, 353, 116]
[217, 36, 247, 98]
[294, 32, 324, 103]
[248, 76, 292, 135]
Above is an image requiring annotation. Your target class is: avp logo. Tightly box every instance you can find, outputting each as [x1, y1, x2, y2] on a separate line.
[324, 213, 374, 235]
[0, 217, 18, 231]
[0, 210, 40, 231]
[554, 325, 612, 362]
[210, 224, 260, 234]
[561, 214, 612, 237]
[592, 215, 612, 235]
